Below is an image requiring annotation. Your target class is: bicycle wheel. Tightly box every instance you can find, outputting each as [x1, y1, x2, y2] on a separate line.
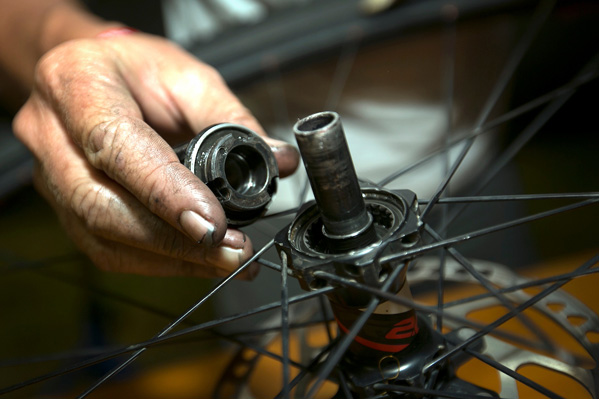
[1, 0, 598, 398]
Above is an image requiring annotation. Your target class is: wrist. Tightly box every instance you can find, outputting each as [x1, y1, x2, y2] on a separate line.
[39, 2, 124, 56]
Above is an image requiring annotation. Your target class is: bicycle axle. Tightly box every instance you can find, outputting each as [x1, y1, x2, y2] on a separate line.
[276, 112, 423, 360]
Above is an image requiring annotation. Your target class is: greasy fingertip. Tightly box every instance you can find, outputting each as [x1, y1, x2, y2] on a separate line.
[205, 246, 246, 271]
[204, 231, 255, 279]
[221, 229, 247, 250]
[180, 210, 218, 246]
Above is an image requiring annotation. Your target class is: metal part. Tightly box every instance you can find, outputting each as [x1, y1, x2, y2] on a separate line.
[216, 256, 599, 398]
[282, 112, 421, 300]
[273, 111, 597, 398]
[276, 187, 421, 305]
[294, 111, 377, 251]
[177, 123, 278, 226]
[409, 257, 599, 398]
[341, 316, 449, 398]
[277, 111, 423, 363]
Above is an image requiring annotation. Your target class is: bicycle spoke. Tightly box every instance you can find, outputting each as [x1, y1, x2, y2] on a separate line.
[231, 334, 309, 372]
[304, 262, 408, 398]
[481, 66, 599, 133]
[380, 199, 599, 263]
[425, 224, 558, 354]
[306, 300, 379, 399]
[274, 340, 338, 399]
[315, 270, 548, 352]
[325, 27, 361, 111]
[0, 280, 324, 372]
[257, 257, 283, 272]
[211, 328, 311, 373]
[459, 346, 566, 399]
[379, 20, 599, 196]
[77, 240, 275, 398]
[444, 262, 599, 308]
[374, 383, 511, 399]
[0, 252, 83, 275]
[439, 99, 564, 227]
[2, 325, 311, 396]
[420, 0, 555, 221]
[474, 0, 555, 130]
[439, 52, 599, 231]
[281, 257, 291, 399]
[377, 69, 596, 188]
[419, 192, 599, 204]
[336, 370, 354, 399]
[0, 286, 334, 395]
[2, 325, 322, 370]
[30, 268, 332, 373]
[0, 346, 121, 368]
[423, 255, 599, 372]
[436, 249, 448, 332]
[436, 4, 456, 333]
[420, 136, 474, 220]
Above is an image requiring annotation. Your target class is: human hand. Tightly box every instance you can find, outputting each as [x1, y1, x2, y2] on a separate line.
[13, 31, 299, 278]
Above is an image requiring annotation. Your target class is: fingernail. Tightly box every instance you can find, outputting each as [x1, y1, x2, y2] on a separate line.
[205, 246, 245, 270]
[222, 229, 246, 250]
[180, 210, 215, 246]
[268, 138, 296, 153]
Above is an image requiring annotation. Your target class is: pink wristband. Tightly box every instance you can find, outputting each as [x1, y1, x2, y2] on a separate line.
[96, 27, 139, 39]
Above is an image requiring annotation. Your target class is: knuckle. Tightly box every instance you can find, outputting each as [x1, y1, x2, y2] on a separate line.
[227, 107, 259, 129]
[34, 42, 85, 94]
[68, 179, 106, 235]
[11, 103, 34, 142]
[84, 115, 129, 159]
[84, 115, 150, 172]
[66, 177, 129, 242]
[34, 50, 63, 93]
[83, 115, 178, 186]
[197, 62, 223, 83]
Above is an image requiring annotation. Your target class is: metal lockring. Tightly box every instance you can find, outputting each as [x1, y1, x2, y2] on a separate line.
[178, 123, 279, 226]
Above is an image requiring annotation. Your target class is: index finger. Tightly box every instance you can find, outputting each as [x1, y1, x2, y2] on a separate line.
[35, 41, 227, 245]
[157, 57, 300, 178]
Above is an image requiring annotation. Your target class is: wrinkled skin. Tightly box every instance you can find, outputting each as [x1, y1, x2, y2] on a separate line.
[13, 32, 299, 278]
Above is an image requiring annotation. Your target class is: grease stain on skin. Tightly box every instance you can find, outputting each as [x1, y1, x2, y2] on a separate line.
[179, 209, 216, 246]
